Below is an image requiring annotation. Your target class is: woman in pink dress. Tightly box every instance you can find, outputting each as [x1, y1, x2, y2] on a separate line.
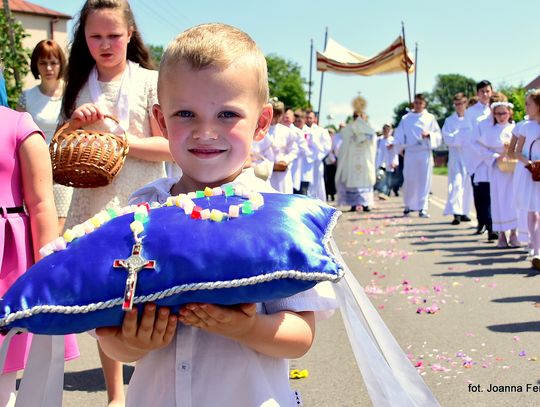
[0, 106, 79, 404]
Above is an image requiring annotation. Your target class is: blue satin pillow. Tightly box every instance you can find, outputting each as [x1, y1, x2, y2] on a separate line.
[0, 193, 342, 335]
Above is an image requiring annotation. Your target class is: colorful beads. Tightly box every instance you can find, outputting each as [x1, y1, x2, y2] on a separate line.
[191, 206, 203, 219]
[130, 220, 144, 235]
[200, 209, 211, 220]
[242, 201, 253, 214]
[40, 184, 265, 257]
[210, 209, 224, 222]
[63, 229, 76, 243]
[229, 205, 240, 218]
[224, 185, 234, 197]
[107, 208, 119, 218]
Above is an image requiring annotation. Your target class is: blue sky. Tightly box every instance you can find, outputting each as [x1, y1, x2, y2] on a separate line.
[37, 0, 539, 129]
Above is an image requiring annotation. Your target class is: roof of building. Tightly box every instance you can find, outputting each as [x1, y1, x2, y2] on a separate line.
[8, 0, 71, 19]
[525, 75, 540, 91]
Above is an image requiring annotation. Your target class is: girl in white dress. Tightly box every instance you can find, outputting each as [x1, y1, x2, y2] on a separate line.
[60, 1, 173, 404]
[512, 89, 540, 269]
[477, 102, 518, 247]
[509, 115, 531, 250]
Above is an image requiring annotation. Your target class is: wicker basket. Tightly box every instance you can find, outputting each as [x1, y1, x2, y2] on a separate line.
[497, 156, 517, 173]
[49, 115, 129, 188]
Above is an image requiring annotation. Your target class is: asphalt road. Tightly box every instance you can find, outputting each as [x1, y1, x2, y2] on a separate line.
[49, 175, 540, 406]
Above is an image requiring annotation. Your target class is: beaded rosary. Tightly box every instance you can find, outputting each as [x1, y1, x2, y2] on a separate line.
[39, 184, 265, 310]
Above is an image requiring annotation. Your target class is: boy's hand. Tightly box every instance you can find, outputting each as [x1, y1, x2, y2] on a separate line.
[96, 303, 178, 358]
[69, 103, 105, 129]
[178, 303, 257, 339]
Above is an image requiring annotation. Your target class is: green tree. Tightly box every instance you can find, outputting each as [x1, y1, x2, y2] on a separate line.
[425, 93, 445, 127]
[147, 44, 164, 67]
[498, 83, 526, 122]
[392, 100, 410, 127]
[266, 54, 309, 109]
[0, 9, 29, 107]
[431, 73, 476, 118]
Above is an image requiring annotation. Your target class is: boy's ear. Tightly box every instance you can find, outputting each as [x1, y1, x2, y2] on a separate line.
[253, 103, 273, 141]
[152, 104, 168, 139]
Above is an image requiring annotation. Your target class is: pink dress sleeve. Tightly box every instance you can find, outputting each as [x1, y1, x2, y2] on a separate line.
[15, 111, 45, 150]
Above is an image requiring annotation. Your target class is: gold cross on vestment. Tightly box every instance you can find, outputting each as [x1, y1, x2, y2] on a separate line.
[113, 242, 156, 310]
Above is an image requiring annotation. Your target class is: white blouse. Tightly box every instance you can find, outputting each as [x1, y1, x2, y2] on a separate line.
[19, 85, 62, 144]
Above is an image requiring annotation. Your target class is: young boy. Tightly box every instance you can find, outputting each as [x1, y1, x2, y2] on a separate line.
[95, 23, 335, 407]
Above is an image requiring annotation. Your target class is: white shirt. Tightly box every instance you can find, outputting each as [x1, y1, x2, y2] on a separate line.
[267, 124, 299, 193]
[464, 101, 490, 129]
[442, 113, 470, 148]
[393, 109, 442, 153]
[289, 125, 311, 190]
[126, 170, 337, 407]
[375, 135, 398, 170]
[19, 85, 62, 144]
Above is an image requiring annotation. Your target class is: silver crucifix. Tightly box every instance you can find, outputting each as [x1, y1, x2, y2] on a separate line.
[113, 242, 156, 310]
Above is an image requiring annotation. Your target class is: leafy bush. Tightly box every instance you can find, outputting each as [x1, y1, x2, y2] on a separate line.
[0, 10, 30, 107]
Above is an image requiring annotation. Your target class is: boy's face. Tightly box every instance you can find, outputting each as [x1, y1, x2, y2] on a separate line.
[477, 85, 492, 105]
[412, 98, 426, 113]
[294, 116, 305, 129]
[305, 112, 315, 127]
[154, 60, 272, 189]
[281, 110, 294, 126]
[453, 99, 467, 115]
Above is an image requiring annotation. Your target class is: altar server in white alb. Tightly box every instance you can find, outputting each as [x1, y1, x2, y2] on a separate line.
[374, 123, 399, 199]
[305, 110, 332, 201]
[293, 110, 315, 195]
[463, 80, 493, 236]
[442, 93, 474, 225]
[266, 99, 299, 194]
[335, 95, 377, 212]
[394, 93, 442, 218]
[281, 109, 311, 194]
[476, 101, 518, 248]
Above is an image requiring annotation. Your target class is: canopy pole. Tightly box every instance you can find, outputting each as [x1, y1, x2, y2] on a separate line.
[401, 22, 412, 105]
[308, 38, 313, 107]
[317, 27, 328, 120]
[413, 42, 418, 96]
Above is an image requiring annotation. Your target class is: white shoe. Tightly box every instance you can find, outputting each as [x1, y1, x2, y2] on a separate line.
[419, 211, 430, 218]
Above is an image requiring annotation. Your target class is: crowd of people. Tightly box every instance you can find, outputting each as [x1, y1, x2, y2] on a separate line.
[0, 0, 538, 405]
[253, 80, 540, 274]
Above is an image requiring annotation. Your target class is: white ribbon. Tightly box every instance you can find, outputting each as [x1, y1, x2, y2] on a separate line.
[15, 335, 65, 407]
[330, 239, 441, 407]
[88, 60, 138, 131]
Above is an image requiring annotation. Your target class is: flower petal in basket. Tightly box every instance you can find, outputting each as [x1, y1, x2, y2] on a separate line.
[0, 193, 343, 335]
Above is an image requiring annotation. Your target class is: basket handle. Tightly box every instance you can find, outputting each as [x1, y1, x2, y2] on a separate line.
[53, 114, 125, 139]
[529, 138, 539, 161]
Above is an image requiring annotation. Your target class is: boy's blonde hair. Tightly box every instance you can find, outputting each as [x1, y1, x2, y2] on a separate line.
[159, 23, 269, 104]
